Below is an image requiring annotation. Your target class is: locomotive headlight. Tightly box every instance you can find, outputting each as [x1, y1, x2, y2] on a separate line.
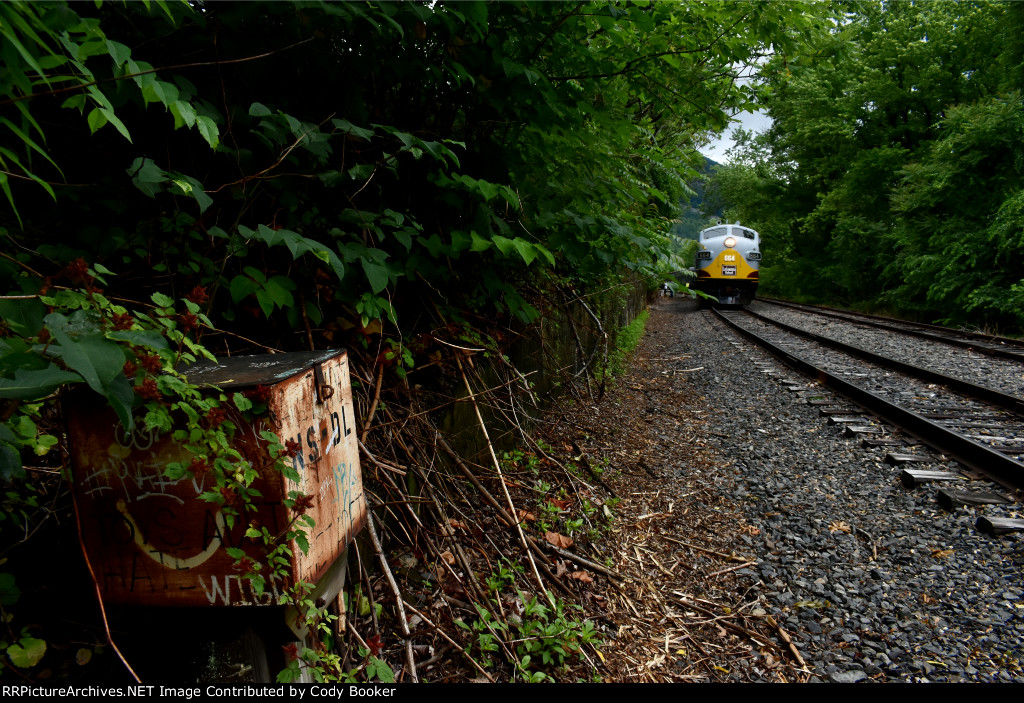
[724, 236, 737, 248]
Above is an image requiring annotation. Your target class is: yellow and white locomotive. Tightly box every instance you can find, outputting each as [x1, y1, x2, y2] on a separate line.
[691, 222, 761, 305]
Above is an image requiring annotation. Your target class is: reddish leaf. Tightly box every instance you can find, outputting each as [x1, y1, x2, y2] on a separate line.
[367, 634, 383, 656]
[545, 531, 574, 549]
[570, 570, 594, 583]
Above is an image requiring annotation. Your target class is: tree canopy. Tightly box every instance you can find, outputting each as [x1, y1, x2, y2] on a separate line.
[0, 0, 829, 681]
[709, 0, 1024, 330]
[0, 0, 826, 452]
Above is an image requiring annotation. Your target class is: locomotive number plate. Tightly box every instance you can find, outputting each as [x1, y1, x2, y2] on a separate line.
[722, 265, 737, 276]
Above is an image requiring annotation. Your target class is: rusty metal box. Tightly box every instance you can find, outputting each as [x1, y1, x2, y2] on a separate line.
[65, 349, 366, 607]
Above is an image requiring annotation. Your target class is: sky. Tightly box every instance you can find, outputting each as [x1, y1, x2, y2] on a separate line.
[699, 109, 773, 164]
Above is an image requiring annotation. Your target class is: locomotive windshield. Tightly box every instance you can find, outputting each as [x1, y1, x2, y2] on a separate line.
[701, 225, 758, 241]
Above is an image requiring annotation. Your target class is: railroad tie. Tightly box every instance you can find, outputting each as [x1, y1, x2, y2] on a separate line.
[861, 438, 913, 448]
[936, 489, 1010, 511]
[828, 415, 868, 425]
[844, 425, 882, 436]
[885, 452, 936, 466]
[975, 517, 1024, 535]
[900, 468, 962, 488]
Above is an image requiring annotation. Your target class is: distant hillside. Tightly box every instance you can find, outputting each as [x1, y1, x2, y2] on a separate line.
[670, 155, 722, 240]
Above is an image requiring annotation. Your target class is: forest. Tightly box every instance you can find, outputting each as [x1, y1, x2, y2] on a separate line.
[8, 0, 1019, 685]
[0, 0, 831, 682]
[708, 1, 1024, 332]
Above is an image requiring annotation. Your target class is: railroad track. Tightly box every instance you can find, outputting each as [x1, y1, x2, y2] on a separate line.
[709, 307, 1024, 535]
[758, 297, 1024, 362]
[749, 298, 1024, 424]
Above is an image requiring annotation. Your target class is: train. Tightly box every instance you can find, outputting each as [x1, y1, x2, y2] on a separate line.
[690, 222, 761, 306]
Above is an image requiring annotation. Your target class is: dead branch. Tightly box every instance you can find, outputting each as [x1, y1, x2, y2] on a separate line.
[659, 535, 749, 563]
[402, 601, 495, 682]
[535, 541, 625, 582]
[365, 509, 418, 683]
[765, 615, 807, 669]
[456, 355, 546, 595]
[360, 363, 385, 444]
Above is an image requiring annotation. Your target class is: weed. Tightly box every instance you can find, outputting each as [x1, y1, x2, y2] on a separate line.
[564, 517, 584, 536]
[580, 497, 598, 518]
[468, 568, 603, 681]
[501, 450, 542, 476]
[456, 604, 508, 667]
[599, 310, 650, 383]
[360, 649, 396, 683]
[512, 591, 601, 680]
[486, 559, 522, 594]
[539, 499, 563, 520]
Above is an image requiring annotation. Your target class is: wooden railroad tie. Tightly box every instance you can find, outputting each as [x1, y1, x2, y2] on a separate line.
[936, 489, 1010, 511]
[900, 468, 961, 488]
[976, 517, 1024, 536]
[845, 425, 882, 436]
[819, 407, 860, 416]
[861, 438, 911, 448]
[885, 452, 936, 466]
[828, 415, 867, 425]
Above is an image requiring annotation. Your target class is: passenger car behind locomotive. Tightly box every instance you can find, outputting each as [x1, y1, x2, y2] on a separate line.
[690, 223, 761, 305]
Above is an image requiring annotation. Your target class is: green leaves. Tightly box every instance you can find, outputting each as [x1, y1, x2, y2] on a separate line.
[169, 175, 213, 213]
[364, 655, 395, 683]
[0, 572, 20, 606]
[229, 266, 297, 318]
[46, 323, 133, 429]
[7, 636, 46, 669]
[128, 157, 168, 198]
[491, 236, 554, 267]
[0, 367, 84, 400]
[0, 298, 44, 336]
[361, 260, 389, 295]
[331, 117, 374, 141]
[435, 173, 520, 209]
[106, 330, 170, 350]
[127, 157, 212, 212]
[195, 115, 219, 149]
[711, 1, 1024, 328]
[243, 224, 346, 282]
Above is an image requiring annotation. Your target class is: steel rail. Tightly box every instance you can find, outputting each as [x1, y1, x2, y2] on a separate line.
[740, 308, 1024, 416]
[759, 297, 1024, 360]
[711, 308, 1024, 490]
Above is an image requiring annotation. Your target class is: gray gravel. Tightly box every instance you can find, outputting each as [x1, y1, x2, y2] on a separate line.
[727, 307, 1024, 459]
[667, 300, 1024, 683]
[751, 300, 1024, 400]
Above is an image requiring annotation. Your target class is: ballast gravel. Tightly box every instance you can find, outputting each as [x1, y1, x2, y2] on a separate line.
[666, 299, 1024, 683]
[750, 300, 1024, 401]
